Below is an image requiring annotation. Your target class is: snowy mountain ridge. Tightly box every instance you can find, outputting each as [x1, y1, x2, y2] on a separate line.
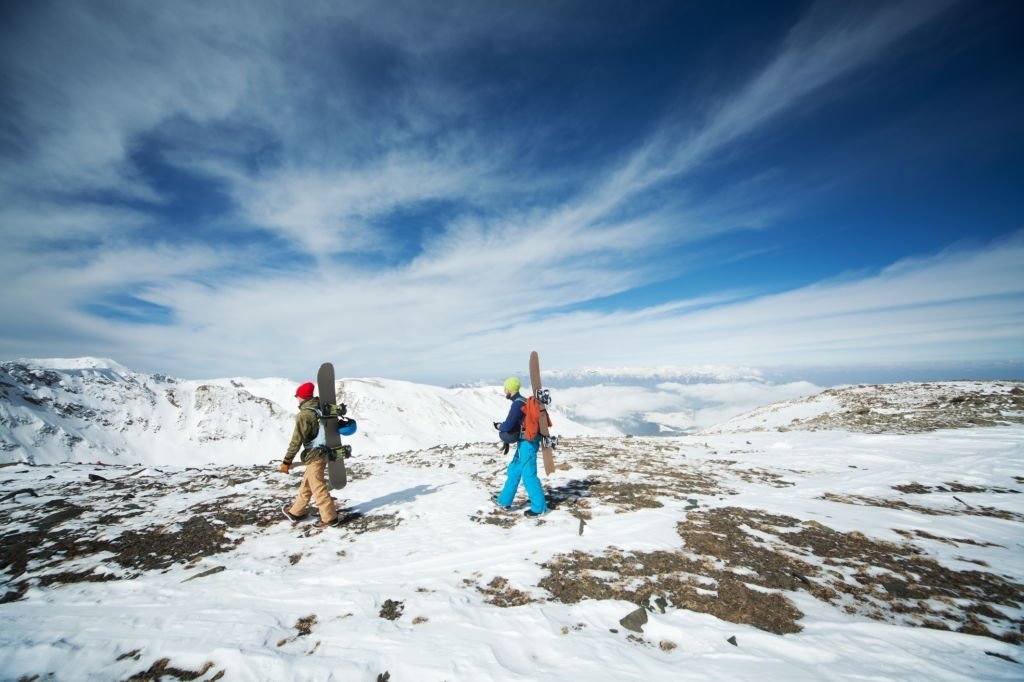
[701, 380, 1024, 434]
[4, 358, 1021, 468]
[0, 358, 599, 466]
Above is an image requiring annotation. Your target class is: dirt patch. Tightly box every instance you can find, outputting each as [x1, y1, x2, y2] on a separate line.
[690, 508, 1023, 643]
[2, 509, 245, 601]
[540, 542, 803, 635]
[469, 509, 518, 528]
[558, 438, 729, 499]
[277, 615, 318, 647]
[114, 516, 242, 571]
[0, 467, 407, 599]
[539, 507, 1023, 643]
[0, 464, 343, 599]
[337, 509, 402, 535]
[469, 438, 729, 513]
[822, 492, 1024, 523]
[892, 528, 1003, 548]
[567, 473, 721, 516]
[547, 479, 596, 520]
[124, 657, 222, 681]
[469, 465, 721, 528]
[590, 480, 671, 512]
[189, 497, 282, 529]
[731, 468, 796, 487]
[477, 576, 538, 607]
[379, 599, 404, 620]
[294, 615, 317, 636]
[892, 482, 1019, 495]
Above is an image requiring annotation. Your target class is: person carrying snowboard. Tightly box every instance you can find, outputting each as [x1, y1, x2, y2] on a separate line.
[494, 376, 549, 517]
[280, 381, 339, 527]
[493, 376, 525, 454]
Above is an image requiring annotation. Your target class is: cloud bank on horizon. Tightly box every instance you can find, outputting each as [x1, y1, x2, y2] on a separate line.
[1, 0, 1021, 384]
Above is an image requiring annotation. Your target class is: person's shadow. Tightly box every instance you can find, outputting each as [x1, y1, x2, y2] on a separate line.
[353, 484, 448, 514]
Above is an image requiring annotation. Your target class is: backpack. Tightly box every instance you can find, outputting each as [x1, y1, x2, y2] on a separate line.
[300, 406, 323, 446]
[521, 396, 552, 441]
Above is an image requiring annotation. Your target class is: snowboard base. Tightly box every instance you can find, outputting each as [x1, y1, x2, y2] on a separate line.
[529, 351, 556, 475]
[317, 362, 347, 489]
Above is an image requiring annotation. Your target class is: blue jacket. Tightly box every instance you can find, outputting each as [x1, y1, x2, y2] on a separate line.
[498, 392, 526, 434]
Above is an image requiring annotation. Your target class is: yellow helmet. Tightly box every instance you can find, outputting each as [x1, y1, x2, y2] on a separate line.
[503, 377, 521, 394]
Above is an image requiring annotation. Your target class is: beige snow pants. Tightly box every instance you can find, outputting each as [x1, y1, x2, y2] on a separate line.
[288, 454, 337, 523]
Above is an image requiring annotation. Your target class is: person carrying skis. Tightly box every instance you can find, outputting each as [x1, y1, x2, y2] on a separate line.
[494, 376, 549, 517]
[280, 381, 339, 528]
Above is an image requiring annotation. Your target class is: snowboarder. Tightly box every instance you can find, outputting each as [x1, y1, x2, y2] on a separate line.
[280, 381, 339, 528]
[494, 376, 549, 517]
[493, 376, 526, 454]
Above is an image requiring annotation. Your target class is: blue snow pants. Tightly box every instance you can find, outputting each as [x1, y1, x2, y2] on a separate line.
[496, 436, 548, 514]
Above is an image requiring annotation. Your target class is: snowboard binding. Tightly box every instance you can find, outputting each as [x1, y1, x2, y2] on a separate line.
[537, 388, 551, 405]
[328, 444, 352, 461]
[322, 402, 347, 418]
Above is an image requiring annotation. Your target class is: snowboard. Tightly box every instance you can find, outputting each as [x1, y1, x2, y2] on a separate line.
[317, 362, 347, 489]
[529, 351, 556, 475]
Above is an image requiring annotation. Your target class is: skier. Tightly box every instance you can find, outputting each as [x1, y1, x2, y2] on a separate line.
[280, 381, 339, 528]
[494, 376, 549, 517]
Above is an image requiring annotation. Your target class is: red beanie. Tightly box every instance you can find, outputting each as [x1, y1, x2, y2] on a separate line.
[295, 382, 315, 400]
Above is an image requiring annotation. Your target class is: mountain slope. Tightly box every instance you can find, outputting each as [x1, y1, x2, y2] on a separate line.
[0, 358, 597, 466]
[701, 380, 1024, 434]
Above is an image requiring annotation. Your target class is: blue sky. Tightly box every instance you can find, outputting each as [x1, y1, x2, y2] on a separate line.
[1, 0, 1022, 385]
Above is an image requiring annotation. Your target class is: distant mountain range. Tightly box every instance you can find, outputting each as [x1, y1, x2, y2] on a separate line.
[542, 365, 765, 385]
[7, 358, 1017, 467]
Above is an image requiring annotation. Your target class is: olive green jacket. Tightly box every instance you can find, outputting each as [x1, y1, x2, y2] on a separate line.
[283, 397, 322, 466]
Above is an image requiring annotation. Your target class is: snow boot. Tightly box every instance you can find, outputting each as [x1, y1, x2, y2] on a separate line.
[313, 516, 341, 528]
[282, 506, 309, 523]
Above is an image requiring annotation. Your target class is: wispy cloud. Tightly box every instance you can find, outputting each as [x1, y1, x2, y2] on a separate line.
[683, 0, 957, 163]
[232, 151, 497, 259]
[592, 0, 958, 225]
[474, 233, 1024, 375]
[1, 0, 1018, 385]
[0, 2, 276, 199]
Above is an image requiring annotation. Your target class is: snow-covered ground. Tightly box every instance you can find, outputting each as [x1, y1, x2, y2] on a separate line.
[1, 361, 1022, 680]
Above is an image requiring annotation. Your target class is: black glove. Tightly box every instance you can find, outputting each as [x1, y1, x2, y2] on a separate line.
[339, 403, 348, 416]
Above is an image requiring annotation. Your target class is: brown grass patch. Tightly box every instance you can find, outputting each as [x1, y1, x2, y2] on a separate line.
[822, 492, 1024, 522]
[539, 506, 1023, 642]
[478, 576, 538, 607]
